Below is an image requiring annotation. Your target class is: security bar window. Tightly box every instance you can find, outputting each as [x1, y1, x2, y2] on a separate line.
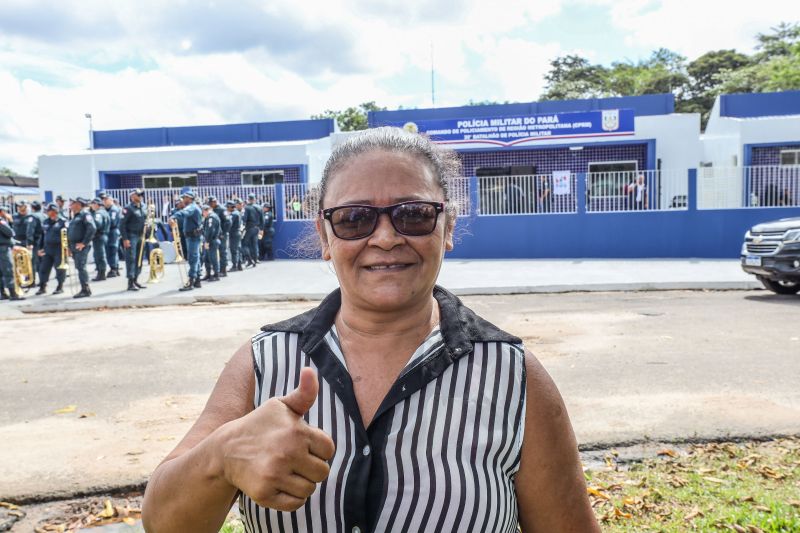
[242, 170, 285, 185]
[779, 149, 800, 166]
[143, 174, 197, 188]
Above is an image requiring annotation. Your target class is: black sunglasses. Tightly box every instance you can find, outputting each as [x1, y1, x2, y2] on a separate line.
[320, 201, 445, 240]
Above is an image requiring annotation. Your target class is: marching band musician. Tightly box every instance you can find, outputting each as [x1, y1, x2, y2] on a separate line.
[90, 198, 110, 282]
[29, 201, 45, 285]
[67, 197, 96, 299]
[55, 195, 70, 220]
[12, 200, 37, 285]
[260, 201, 275, 261]
[120, 189, 148, 292]
[173, 191, 203, 292]
[35, 203, 67, 295]
[101, 192, 122, 278]
[201, 204, 221, 282]
[0, 204, 24, 301]
[226, 200, 243, 272]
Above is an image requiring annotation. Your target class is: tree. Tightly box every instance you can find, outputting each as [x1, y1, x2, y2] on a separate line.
[0, 167, 20, 177]
[540, 55, 608, 100]
[311, 101, 387, 131]
[678, 49, 751, 127]
[30, 165, 38, 176]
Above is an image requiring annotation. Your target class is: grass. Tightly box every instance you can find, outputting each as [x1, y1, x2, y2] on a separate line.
[585, 437, 800, 532]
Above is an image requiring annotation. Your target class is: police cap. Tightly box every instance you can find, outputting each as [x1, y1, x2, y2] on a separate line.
[181, 191, 195, 199]
[263, 201, 272, 208]
[131, 188, 145, 197]
[91, 197, 102, 205]
[247, 193, 256, 200]
[74, 197, 89, 206]
[207, 195, 217, 202]
[201, 204, 211, 210]
[225, 200, 235, 208]
[98, 191, 109, 199]
[55, 195, 65, 202]
[15, 199, 28, 207]
[0, 204, 9, 212]
[46, 203, 58, 212]
[31, 200, 41, 209]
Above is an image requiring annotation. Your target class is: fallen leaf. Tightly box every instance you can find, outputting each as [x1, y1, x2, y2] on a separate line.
[684, 506, 704, 521]
[52, 405, 77, 414]
[123, 517, 137, 525]
[657, 448, 678, 458]
[732, 525, 747, 533]
[0, 502, 20, 510]
[702, 476, 725, 484]
[747, 526, 765, 533]
[613, 507, 632, 519]
[753, 505, 771, 512]
[98, 499, 115, 519]
[587, 487, 611, 500]
[788, 500, 800, 508]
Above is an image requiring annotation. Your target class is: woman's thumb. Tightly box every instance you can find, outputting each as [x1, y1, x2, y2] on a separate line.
[280, 367, 318, 415]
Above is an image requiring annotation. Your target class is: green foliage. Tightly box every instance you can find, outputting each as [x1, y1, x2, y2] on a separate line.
[0, 167, 21, 177]
[311, 101, 386, 132]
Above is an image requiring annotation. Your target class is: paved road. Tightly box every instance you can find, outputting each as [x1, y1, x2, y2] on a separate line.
[1, 290, 798, 501]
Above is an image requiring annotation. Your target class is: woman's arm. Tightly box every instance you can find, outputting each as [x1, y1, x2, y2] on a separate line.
[142, 341, 255, 532]
[515, 349, 600, 532]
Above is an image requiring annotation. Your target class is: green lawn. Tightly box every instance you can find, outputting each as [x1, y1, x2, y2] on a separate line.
[586, 437, 800, 532]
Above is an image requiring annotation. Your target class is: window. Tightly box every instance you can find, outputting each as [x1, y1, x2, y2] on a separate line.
[143, 174, 197, 189]
[587, 161, 638, 196]
[779, 149, 800, 166]
[242, 170, 284, 185]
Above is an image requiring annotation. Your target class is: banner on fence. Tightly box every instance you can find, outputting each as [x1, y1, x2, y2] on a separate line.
[383, 109, 635, 146]
[553, 171, 571, 195]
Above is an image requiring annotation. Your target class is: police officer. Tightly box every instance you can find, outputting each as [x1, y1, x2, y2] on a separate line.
[201, 204, 221, 282]
[208, 196, 229, 277]
[260, 201, 275, 261]
[0, 204, 24, 301]
[242, 193, 261, 267]
[226, 200, 242, 272]
[120, 189, 148, 291]
[172, 191, 203, 291]
[29, 201, 45, 283]
[12, 201, 37, 285]
[67, 197, 96, 298]
[55, 195, 70, 220]
[101, 193, 122, 278]
[90, 198, 110, 281]
[36, 203, 67, 295]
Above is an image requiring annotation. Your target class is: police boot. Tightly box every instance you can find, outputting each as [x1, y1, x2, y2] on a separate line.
[35, 283, 47, 295]
[134, 276, 147, 289]
[53, 283, 64, 295]
[220, 265, 227, 277]
[9, 288, 25, 301]
[0, 290, 8, 300]
[179, 278, 194, 291]
[92, 271, 106, 282]
[107, 268, 118, 278]
[209, 273, 220, 282]
[73, 284, 91, 298]
[193, 277, 202, 288]
[127, 279, 139, 292]
[201, 270, 212, 281]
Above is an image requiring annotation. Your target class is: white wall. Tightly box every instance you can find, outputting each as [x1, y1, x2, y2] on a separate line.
[39, 141, 315, 197]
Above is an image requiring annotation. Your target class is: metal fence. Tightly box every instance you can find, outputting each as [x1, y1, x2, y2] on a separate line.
[698, 165, 800, 209]
[585, 169, 687, 213]
[478, 174, 578, 216]
[105, 185, 276, 222]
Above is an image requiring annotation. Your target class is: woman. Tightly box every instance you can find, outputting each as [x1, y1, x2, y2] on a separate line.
[142, 128, 599, 532]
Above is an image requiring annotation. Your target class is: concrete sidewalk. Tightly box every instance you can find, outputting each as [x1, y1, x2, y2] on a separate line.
[2, 258, 760, 315]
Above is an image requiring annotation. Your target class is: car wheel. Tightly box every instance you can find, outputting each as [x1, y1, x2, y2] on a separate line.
[759, 277, 800, 295]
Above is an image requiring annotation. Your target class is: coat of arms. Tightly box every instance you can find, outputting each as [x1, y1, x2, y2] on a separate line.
[602, 109, 620, 132]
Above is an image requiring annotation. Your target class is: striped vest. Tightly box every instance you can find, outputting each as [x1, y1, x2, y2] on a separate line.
[240, 286, 527, 533]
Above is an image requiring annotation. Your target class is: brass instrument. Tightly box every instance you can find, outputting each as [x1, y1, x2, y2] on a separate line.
[148, 247, 165, 283]
[12, 246, 35, 293]
[138, 203, 158, 269]
[169, 218, 188, 287]
[57, 227, 77, 295]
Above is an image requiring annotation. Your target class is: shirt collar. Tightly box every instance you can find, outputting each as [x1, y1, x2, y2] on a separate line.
[261, 285, 520, 358]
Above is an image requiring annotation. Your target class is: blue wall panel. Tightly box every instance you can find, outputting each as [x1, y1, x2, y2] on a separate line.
[719, 91, 800, 118]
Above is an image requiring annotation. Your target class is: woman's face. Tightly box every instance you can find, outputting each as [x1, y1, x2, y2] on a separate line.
[318, 149, 454, 312]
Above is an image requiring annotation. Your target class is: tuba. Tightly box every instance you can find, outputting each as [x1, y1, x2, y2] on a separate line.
[148, 247, 165, 283]
[12, 246, 35, 292]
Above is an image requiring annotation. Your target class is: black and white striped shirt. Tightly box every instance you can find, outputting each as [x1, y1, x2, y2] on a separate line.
[240, 286, 527, 533]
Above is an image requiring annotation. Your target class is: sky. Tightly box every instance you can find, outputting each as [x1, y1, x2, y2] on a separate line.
[0, 0, 795, 174]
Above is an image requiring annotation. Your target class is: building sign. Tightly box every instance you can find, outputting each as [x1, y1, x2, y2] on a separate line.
[392, 109, 635, 146]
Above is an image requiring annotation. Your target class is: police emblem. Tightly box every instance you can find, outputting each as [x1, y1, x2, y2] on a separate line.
[403, 122, 419, 134]
[602, 109, 620, 132]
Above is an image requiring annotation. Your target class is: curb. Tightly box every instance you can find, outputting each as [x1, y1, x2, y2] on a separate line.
[10, 281, 763, 313]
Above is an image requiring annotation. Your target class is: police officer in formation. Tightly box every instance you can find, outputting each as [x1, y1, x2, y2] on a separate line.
[172, 191, 203, 291]
[11, 201, 37, 285]
[260, 201, 275, 261]
[226, 200, 243, 271]
[101, 192, 122, 278]
[66, 197, 96, 298]
[36, 203, 67, 295]
[242, 193, 262, 267]
[201, 204, 221, 282]
[0, 204, 24, 301]
[29, 201, 45, 283]
[208, 196, 229, 277]
[55, 195, 70, 220]
[88, 198, 110, 282]
[120, 189, 148, 291]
